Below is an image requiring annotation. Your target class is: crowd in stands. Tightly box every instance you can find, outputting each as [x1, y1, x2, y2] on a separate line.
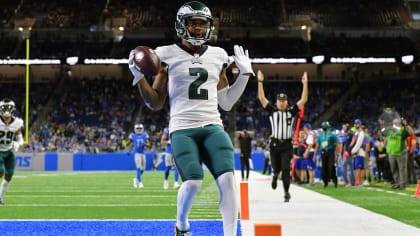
[334, 78, 420, 131]
[1, 0, 410, 29]
[0, 80, 55, 134]
[25, 77, 140, 153]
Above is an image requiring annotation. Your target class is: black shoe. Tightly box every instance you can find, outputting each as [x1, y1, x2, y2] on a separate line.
[323, 183, 328, 188]
[391, 185, 400, 189]
[284, 192, 291, 202]
[334, 182, 338, 188]
[175, 226, 190, 236]
[272, 175, 278, 190]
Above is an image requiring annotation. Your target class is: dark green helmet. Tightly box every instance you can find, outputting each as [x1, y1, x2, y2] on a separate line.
[321, 121, 330, 128]
[175, 1, 214, 46]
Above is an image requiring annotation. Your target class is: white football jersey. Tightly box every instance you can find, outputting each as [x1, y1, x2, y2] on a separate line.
[155, 43, 229, 133]
[0, 117, 23, 151]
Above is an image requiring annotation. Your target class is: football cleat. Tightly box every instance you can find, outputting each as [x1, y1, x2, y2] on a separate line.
[164, 180, 169, 189]
[0, 198, 4, 205]
[138, 182, 144, 188]
[133, 178, 138, 188]
[271, 175, 277, 190]
[173, 182, 180, 189]
[175, 226, 190, 236]
[284, 192, 291, 202]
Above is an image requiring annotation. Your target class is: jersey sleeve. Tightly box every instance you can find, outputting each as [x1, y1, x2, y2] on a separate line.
[129, 133, 134, 140]
[290, 104, 300, 117]
[154, 46, 169, 65]
[264, 104, 276, 114]
[306, 135, 314, 145]
[220, 48, 230, 68]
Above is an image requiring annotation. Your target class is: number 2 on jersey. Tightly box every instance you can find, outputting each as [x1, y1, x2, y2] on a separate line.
[188, 68, 208, 100]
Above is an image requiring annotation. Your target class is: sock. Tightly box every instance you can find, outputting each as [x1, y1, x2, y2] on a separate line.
[215, 172, 238, 236]
[174, 168, 179, 182]
[164, 166, 171, 180]
[137, 169, 142, 182]
[176, 180, 202, 231]
[0, 179, 10, 198]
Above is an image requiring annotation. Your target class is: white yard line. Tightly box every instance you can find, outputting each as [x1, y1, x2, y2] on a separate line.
[237, 171, 420, 236]
[1, 203, 215, 207]
[4, 195, 176, 198]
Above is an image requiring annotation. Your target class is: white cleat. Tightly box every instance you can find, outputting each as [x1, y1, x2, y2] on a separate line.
[173, 182, 180, 189]
[164, 180, 169, 189]
[138, 182, 144, 188]
[133, 178, 138, 188]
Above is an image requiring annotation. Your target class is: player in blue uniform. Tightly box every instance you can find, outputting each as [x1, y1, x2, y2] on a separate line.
[128, 123, 151, 188]
[161, 127, 180, 189]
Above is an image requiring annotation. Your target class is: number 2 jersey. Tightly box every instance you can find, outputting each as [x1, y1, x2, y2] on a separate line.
[0, 117, 23, 152]
[155, 42, 229, 134]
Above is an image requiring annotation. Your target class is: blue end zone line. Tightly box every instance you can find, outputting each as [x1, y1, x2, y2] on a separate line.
[0, 220, 242, 236]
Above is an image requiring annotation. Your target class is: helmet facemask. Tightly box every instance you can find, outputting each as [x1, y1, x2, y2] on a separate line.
[175, 1, 214, 46]
[134, 124, 144, 134]
[0, 100, 16, 118]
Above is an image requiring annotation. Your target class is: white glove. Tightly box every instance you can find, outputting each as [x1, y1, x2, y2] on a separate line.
[128, 50, 145, 86]
[233, 45, 254, 76]
[12, 141, 20, 152]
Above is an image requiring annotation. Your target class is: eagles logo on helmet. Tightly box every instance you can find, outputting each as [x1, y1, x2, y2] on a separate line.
[175, 1, 214, 46]
[0, 99, 16, 118]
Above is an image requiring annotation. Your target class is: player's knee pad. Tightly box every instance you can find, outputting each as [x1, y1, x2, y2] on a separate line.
[183, 179, 202, 191]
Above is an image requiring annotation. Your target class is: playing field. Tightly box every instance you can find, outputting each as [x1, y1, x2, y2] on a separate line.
[0, 171, 221, 219]
[1, 171, 419, 235]
[302, 182, 420, 228]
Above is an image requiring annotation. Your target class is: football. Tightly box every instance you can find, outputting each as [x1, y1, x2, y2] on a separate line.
[133, 46, 161, 76]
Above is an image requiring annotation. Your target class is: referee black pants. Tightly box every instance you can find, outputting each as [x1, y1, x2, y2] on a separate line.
[270, 140, 292, 193]
[240, 153, 250, 179]
[321, 149, 337, 186]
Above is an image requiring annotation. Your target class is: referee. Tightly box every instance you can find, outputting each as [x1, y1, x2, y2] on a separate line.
[257, 70, 308, 202]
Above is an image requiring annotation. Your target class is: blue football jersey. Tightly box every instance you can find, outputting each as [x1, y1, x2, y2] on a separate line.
[163, 127, 172, 153]
[130, 132, 149, 154]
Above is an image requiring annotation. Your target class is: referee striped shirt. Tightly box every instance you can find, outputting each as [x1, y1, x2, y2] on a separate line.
[265, 104, 299, 140]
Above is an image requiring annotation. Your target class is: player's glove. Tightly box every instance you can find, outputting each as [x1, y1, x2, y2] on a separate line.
[128, 50, 145, 86]
[12, 141, 20, 152]
[233, 45, 254, 76]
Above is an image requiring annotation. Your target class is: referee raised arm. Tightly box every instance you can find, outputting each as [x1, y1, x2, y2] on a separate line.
[257, 70, 308, 202]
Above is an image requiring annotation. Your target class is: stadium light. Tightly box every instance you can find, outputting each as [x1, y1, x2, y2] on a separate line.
[312, 55, 325, 64]
[330, 57, 396, 64]
[66, 57, 79, 66]
[118, 26, 124, 31]
[0, 59, 61, 65]
[301, 25, 307, 30]
[18, 27, 23, 32]
[401, 55, 414, 64]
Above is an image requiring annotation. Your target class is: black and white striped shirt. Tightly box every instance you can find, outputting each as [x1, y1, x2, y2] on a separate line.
[265, 104, 299, 140]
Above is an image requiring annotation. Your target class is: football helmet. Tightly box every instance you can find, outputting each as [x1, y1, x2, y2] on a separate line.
[134, 123, 144, 134]
[175, 1, 214, 46]
[0, 99, 16, 118]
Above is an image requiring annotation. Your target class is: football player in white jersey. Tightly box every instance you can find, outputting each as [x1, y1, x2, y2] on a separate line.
[0, 99, 24, 205]
[128, 2, 254, 235]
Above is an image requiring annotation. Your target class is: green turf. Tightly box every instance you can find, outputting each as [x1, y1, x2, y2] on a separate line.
[0, 171, 221, 219]
[301, 181, 420, 228]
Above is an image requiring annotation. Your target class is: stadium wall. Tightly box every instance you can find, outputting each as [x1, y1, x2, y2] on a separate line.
[14, 152, 266, 171]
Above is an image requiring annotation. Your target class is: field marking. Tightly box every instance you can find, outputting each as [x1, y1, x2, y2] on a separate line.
[365, 187, 414, 197]
[8, 190, 178, 193]
[372, 183, 417, 191]
[0, 219, 224, 221]
[5, 195, 176, 198]
[189, 215, 221, 217]
[1, 203, 217, 207]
